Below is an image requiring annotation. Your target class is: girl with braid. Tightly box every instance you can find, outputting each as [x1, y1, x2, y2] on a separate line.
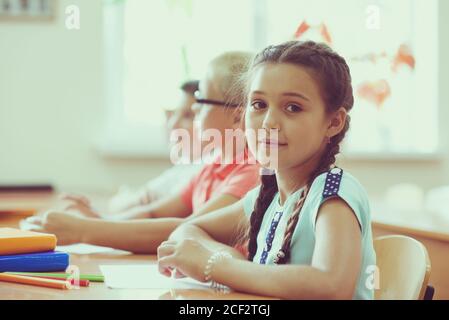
[158, 41, 376, 300]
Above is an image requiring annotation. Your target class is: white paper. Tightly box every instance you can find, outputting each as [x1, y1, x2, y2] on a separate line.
[99, 265, 209, 289]
[56, 243, 129, 255]
[19, 218, 39, 231]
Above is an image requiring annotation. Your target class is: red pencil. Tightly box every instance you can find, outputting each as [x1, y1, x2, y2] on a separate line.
[28, 276, 90, 287]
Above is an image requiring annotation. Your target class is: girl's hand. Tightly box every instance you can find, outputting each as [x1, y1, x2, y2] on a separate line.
[60, 193, 101, 218]
[22, 211, 87, 245]
[157, 239, 213, 283]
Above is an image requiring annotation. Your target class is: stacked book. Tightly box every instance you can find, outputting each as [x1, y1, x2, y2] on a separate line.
[0, 228, 69, 272]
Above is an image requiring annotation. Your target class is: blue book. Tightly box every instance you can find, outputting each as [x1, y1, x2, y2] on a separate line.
[0, 251, 69, 272]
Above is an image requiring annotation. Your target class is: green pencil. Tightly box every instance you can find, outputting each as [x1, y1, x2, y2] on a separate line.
[5, 272, 104, 282]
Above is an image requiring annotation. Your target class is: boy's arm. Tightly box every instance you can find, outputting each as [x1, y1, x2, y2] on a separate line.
[86, 194, 245, 253]
[25, 194, 244, 253]
[108, 192, 191, 220]
[112, 192, 241, 220]
[80, 217, 184, 253]
[25, 212, 184, 254]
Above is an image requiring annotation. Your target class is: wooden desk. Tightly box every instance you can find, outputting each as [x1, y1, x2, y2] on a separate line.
[3, 193, 448, 300]
[0, 196, 272, 300]
[0, 192, 56, 216]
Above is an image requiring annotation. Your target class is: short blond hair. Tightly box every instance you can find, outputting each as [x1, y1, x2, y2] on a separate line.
[208, 51, 254, 104]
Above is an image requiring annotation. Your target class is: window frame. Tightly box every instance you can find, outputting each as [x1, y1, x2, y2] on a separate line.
[98, 0, 441, 160]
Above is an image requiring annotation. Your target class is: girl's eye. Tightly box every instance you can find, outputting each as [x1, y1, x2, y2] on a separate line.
[251, 101, 267, 110]
[285, 104, 303, 113]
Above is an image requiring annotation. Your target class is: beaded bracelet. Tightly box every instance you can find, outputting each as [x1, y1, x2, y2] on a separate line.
[204, 251, 232, 292]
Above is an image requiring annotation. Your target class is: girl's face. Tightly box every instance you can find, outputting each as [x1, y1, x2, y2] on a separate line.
[245, 63, 331, 171]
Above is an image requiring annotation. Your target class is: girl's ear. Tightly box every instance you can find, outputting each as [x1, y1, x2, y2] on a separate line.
[326, 107, 347, 139]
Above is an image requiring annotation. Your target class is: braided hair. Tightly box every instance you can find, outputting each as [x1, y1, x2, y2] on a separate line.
[245, 41, 354, 264]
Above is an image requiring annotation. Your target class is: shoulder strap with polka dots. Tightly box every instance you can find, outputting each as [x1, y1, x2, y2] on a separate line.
[322, 167, 343, 199]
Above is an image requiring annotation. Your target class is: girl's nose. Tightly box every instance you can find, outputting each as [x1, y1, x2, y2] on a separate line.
[262, 108, 281, 131]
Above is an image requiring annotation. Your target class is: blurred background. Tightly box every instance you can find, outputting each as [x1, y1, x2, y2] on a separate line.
[0, 0, 448, 214]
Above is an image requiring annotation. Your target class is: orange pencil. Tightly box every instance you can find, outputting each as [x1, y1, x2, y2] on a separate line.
[0, 273, 70, 290]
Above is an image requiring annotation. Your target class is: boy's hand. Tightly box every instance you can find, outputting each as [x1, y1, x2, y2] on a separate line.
[21, 212, 87, 245]
[60, 193, 101, 218]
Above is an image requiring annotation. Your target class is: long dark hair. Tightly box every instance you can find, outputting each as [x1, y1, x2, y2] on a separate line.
[246, 40, 354, 264]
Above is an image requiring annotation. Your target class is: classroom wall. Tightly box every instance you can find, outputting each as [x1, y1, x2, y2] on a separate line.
[0, 0, 170, 193]
[340, 0, 449, 196]
[0, 0, 448, 197]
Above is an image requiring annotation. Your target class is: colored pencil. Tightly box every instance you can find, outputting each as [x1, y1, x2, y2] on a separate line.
[0, 273, 69, 290]
[6, 272, 104, 282]
[33, 276, 90, 287]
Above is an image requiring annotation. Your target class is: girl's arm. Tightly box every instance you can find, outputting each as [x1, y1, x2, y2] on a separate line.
[168, 199, 249, 258]
[158, 198, 362, 299]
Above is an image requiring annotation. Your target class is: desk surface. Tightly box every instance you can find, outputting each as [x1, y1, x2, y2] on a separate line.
[2, 191, 449, 300]
[0, 194, 272, 300]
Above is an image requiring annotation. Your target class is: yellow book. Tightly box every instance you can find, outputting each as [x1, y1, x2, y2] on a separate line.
[0, 228, 56, 255]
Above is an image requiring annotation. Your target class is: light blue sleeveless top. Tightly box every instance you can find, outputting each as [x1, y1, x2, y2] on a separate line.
[243, 168, 376, 300]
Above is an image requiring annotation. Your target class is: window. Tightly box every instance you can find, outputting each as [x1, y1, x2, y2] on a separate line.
[100, 0, 255, 157]
[101, 0, 439, 158]
[264, 0, 439, 156]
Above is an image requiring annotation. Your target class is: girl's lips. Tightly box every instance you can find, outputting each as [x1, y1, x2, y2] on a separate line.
[258, 139, 288, 148]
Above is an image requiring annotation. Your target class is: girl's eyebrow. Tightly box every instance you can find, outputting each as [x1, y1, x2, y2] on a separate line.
[250, 90, 310, 101]
[282, 92, 310, 101]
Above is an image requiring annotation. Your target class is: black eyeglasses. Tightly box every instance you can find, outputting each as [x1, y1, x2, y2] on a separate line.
[194, 90, 240, 108]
